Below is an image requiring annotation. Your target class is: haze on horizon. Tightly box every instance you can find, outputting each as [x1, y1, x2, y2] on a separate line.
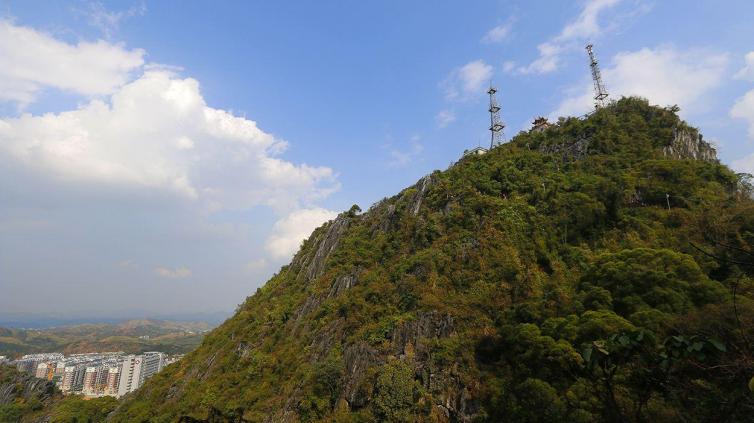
[2, 0, 754, 319]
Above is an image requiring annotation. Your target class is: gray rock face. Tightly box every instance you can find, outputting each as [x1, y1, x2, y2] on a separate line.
[291, 213, 351, 283]
[343, 343, 380, 408]
[538, 136, 591, 161]
[327, 273, 358, 298]
[409, 175, 434, 216]
[663, 127, 717, 162]
[391, 311, 455, 356]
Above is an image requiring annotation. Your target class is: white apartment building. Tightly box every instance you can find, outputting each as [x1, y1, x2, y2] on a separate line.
[139, 352, 165, 385]
[116, 355, 143, 397]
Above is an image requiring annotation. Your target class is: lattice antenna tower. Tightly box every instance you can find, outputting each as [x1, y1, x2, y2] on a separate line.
[586, 44, 609, 109]
[487, 84, 506, 149]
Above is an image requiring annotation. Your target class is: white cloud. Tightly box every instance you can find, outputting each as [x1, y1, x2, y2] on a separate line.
[443, 60, 493, 101]
[732, 152, 754, 175]
[0, 20, 144, 106]
[731, 89, 754, 139]
[435, 110, 456, 128]
[734, 51, 754, 82]
[502, 61, 516, 73]
[0, 70, 338, 211]
[518, 0, 621, 74]
[385, 135, 424, 168]
[482, 20, 514, 44]
[552, 46, 729, 118]
[78, 1, 147, 38]
[265, 207, 338, 259]
[155, 266, 192, 279]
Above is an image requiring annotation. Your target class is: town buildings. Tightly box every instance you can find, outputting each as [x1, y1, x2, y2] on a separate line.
[9, 351, 179, 398]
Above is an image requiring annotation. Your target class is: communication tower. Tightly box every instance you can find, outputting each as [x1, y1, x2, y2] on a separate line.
[586, 44, 609, 108]
[488, 85, 506, 148]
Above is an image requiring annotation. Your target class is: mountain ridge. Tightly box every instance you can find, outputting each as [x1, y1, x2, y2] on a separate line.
[109, 97, 754, 422]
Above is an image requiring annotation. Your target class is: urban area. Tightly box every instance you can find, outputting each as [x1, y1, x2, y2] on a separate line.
[0, 352, 182, 398]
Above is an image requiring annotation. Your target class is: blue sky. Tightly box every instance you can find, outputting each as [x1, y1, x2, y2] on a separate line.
[2, 0, 754, 319]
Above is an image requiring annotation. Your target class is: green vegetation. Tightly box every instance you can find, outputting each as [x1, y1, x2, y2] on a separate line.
[86, 98, 754, 420]
[0, 319, 210, 358]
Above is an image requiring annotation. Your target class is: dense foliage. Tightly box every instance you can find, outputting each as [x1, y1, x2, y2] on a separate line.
[112, 98, 754, 422]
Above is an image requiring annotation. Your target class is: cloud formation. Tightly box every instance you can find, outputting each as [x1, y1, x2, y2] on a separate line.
[155, 266, 192, 279]
[731, 89, 754, 139]
[734, 51, 754, 82]
[481, 19, 514, 44]
[77, 1, 147, 38]
[552, 46, 728, 118]
[518, 0, 621, 74]
[0, 20, 144, 106]
[443, 60, 493, 101]
[0, 70, 338, 211]
[0, 20, 343, 314]
[266, 207, 338, 259]
[435, 110, 456, 128]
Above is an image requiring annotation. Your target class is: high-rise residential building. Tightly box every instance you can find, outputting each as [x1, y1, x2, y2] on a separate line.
[35, 362, 49, 379]
[35, 361, 56, 380]
[139, 352, 165, 385]
[53, 361, 66, 384]
[61, 365, 87, 393]
[105, 366, 120, 396]
[116, 355, 143, 397]
[82, 367, 99, 395]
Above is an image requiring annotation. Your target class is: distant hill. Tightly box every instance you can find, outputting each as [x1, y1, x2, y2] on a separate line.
[109, 98, 754, 422]
[0, 319, 213, 357]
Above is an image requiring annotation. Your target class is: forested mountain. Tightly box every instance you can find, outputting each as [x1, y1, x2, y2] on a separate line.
[32, 97, 754, 422]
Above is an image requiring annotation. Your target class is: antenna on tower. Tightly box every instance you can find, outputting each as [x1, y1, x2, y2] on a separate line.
[487, 84, 505, 149]
[586, 44, 608, 109]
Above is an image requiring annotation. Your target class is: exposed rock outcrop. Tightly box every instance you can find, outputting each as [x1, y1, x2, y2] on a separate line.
[291, 213, 352, 283]
[343, 343, 381, 408]
[538, 136, 591, 161]
[409, 175, 434, 216]
[663, 127, 717, 162]
[391, 311, 455, 356]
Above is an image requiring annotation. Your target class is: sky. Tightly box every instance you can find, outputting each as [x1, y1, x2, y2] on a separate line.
[2, 0, 754, 320]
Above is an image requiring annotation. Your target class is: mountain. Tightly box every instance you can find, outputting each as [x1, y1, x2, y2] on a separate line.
[0, 319, 212, 358]
[43, 97, 754, 422]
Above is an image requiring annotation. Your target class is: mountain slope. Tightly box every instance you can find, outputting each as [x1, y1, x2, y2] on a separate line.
[112, 98, 754, 422]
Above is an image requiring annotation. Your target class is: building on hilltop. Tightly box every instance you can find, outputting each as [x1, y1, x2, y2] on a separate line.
[462, 146, 488, 157]
[530, 116, 552, 133]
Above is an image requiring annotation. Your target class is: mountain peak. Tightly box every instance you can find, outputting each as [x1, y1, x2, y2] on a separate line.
[110, 97, 753, 422]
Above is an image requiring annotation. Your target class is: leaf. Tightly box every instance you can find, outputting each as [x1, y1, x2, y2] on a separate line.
[708, 339, 726, 352]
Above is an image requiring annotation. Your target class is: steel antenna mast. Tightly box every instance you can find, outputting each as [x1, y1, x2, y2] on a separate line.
[586, 44, 609, 109]
[487, 84, 505, 149]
